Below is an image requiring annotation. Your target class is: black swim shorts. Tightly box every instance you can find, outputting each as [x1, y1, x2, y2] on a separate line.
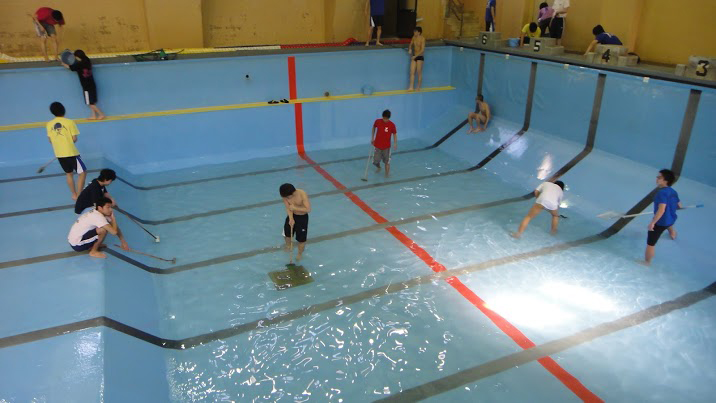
[284, 214, 309, 243]
[414, 56, 424, 62]
[646, 224, 670, 246]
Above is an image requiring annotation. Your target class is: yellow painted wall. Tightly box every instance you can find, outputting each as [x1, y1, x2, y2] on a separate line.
[145, 0, 203, 49]
[326, 0, 365, 43]
[0, 0, 150, 56]
[636, 0, 716, 65]
[202, 0, 325, 47]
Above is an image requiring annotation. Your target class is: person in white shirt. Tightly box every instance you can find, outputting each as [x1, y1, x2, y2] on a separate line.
[68, 197, 129, 258]
[512, 180, 565, 238]
[549, 0, 570, 45]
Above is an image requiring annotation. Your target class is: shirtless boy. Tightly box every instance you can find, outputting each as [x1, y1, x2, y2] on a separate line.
[408, 27, 425, 91]
[280, 183, 312, 261]
[467, 95, 491, 133]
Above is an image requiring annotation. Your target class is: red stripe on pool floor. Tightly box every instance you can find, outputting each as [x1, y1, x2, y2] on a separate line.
[286, 55, 602, 402]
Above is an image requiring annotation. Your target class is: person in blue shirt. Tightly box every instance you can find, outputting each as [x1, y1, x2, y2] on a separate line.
[584, 25, 623, 55]
[485, 0, 496, 32]
[366, 0, 385, 46]
[644, 169, 682, 266]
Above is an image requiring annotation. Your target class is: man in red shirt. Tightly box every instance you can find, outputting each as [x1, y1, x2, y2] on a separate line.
[29, 7, 65, 62]
[371, 109, 397, 178]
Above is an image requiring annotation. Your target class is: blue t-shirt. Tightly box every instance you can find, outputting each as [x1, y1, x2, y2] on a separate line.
[653, 186, 680, 227]
[485, 0, 496, 22]
[595, 32, 623, 45]
[370, 0, 385, 16]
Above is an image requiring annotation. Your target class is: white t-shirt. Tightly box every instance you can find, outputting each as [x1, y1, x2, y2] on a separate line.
[536, 182, 563, 211]
[552, 0, 570, 17]
[68, 210, 109, 246]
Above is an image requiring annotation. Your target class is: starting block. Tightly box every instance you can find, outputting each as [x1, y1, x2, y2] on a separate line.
[522, 37, 564, 56]
[268, 264, 314, 290]
[593, 44, 629, 66]
[477, 31, 507, 48]
[684, 56, 716, 81]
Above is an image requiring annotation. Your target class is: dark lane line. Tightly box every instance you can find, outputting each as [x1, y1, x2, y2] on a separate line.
[0, 121, 468, 221]
[377, 280, 716, 402]
[0, 119, 466, 189]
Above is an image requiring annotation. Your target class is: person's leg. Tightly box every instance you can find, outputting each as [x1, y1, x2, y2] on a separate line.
[668, 226, 677, 240]
[39, 36, 49, 62]
[296, 242, 306, 261]
[366, 25, 373, 46]
[50, 34, 59, 60]
[384, 151, 391, 178]
[77, 171, 87, 196]
[474, 114, 487, 132]
[283, 218, 292, 251]
[408, 59, 416, 91]
[644, 245, 655, 266]
[373, 148, 382, 172]
[416, 60, 423, 90]
[89, 228, 108, 258]
[467, 113, 475, 132]
[89, 104, 105, 120]
[512, 204, 543, 238]
[549, 210, 560, 234]
[66, 173, 78, 200]
[376, 26, 383, 45]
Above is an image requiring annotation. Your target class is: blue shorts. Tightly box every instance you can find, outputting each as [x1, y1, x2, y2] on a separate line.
[70, 229, 98, 251]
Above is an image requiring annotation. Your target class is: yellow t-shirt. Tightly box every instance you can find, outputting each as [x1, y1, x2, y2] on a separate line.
[522, 24, 542, 38]
[46, 117, 80, 158]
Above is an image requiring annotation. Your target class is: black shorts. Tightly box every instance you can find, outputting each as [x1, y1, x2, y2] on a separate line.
[371, 15, 384, 27]
[646, 224, 671, 246]
[284, 214, 309, 243]
[413, 56, 424, 62]
[83, 86, 98, 105]
[550, 17, 565, 39]
[71, 229, 99, 251]
[58, 155, 87, 174]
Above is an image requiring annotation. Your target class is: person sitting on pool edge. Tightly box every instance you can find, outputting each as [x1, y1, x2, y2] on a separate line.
[408, 27, 425, 91]
[643, 169, 681, 266]
[584, 25, 623, 55]
[74, 169, 117, 214]
[280, 183, 311, 262]
[512, 180, 565, 239]
[68, 197, 129, 259]
[467, 95, 491, 134]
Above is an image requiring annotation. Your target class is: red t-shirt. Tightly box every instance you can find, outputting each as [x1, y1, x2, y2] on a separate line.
[373, 119, 396, 149]
[36, 7, 64, 25]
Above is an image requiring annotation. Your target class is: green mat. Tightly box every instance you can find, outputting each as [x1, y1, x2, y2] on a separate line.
[268, 264, 314, 290]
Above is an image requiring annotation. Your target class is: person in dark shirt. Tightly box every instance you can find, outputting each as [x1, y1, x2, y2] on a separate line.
[643, 169, 682, 266]
[75, 169, 117, 214]
[365, 0, 385, 46]
[485, 0, 497, 32]
[61, 49, 106, 120]
[584, 25, 623, 55]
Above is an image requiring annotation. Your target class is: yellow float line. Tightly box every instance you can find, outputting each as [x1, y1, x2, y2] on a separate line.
[0, 86, 454, 132]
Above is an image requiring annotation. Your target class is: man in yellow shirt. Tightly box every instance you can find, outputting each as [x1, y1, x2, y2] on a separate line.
[46, 102, 87, 200]
[519, 22, 542, 47]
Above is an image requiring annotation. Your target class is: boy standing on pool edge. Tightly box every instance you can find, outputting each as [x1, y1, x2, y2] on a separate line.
[280, 183, 311, 262]
[408, 27, 425, 91]
[371, 109, 397, 178]
[643, 169, 681, 266]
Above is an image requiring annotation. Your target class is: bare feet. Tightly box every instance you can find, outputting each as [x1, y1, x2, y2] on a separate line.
[467, 128, 475, 134]
[375, 166, 381, 173]
[407, 87, 414, 92]
[97, 115, 106, 120]
[669, 229, 677, 240]
[89, 250, 107, 258]
[88, 116, 97, 120]
[71, 193, 78, 201]
[550, 229, 558, 236]
[511, 232, 521, 239]
[376, 42, 383, 46]
[365, 42, 370, 46]
[638, 259, 650, 267]
[296, 252, 302, 262]
[385, 173, 389, 178]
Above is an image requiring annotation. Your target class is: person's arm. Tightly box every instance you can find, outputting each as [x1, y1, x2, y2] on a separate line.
[104, 192, 117, 206]
[371, 125, 377, 145]
[519, 33, 524, 47]
[72, 135, 78, 143]
[392, 130, 397, 151]
[678, 201, 683, 209]
[649, 204, 667, 230]
[408, 38, 414, 55]
[283, 197, 295, 227]
[585, 39, 598, 55]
